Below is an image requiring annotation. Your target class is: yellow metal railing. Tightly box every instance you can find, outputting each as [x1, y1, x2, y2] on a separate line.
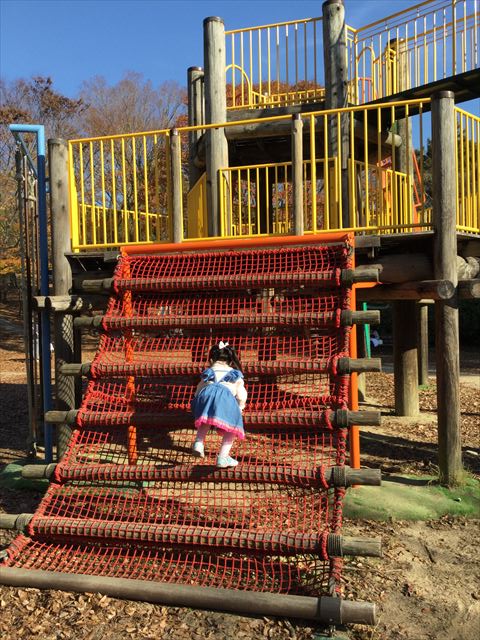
[349, 0, 479, 103]
[455, 107, 480, 234]
[69, 130, 173, 250]
[225, 0, 479, 110]
[68, 98, 479, 251]
[225, 16, 324, 110]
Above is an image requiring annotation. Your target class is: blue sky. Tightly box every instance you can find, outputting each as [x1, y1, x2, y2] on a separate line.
[1, 0, 429, 96]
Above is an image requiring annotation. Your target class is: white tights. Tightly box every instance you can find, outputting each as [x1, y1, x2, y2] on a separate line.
[195, 424, 236, 458]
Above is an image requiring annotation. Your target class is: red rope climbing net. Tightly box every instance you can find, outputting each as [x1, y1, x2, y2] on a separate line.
[4, 237, 354, 597]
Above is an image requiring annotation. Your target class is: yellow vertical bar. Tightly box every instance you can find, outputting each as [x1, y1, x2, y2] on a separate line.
[337, 111, 342, 228]
[78, 144, 86, 245]
[462, 0, 467, 73]
[284, 163, 289, 231]
[110, 139, 118, 245]
[249, 30, 253, 105]
[322, 113, 328, 231]
[219, 170, 225, 237]
[475, 117, 478, 230]
[423, 17, 428, 84]
[143, 135, 150, 243]
[453, 0, 457, 74]
[313, 20, 317, 88]
[349, 110, 355, 228]
[256, 167, 260, 233]
[363, 108, 369, 229]
[121, 137, 128, 243]
[443, 8, 447, 78]
[285, 25, 289, 88]
[247, 168, 251, 235]
[265, 166, 270, 234]
[240, 35, 245, 106]
[100, 140, 107, 245]
[231, 34, 235, 109]
[258, 29, 262, 96]
[390, 106, 396, 228]
[304, 22, 307, 87]
[131, 137, 139, 242]
[153, 134, 160, 241]
[274, 164, 279, 233]
[276, 26, 280, 93]
[68, 143, 80, 251]
[294, 23, 298, 85]
[419, 103, 425, 224]
[267, 27, 271, 97]
[229, 168, 234, 235]
[237, 168, 241, 235]
[475, 119, 480, 233]
[165, 131, 172, 241]
[89, 141, 96, 246]
[377, 107, 381, 230]
[460, 114, 465, 226]
[466, 115, 471, 228]
[433, 11, 437, 81]
[308, 114, 316, 232]
[455, 113, 460, 227]
[405, 103, 411, 228]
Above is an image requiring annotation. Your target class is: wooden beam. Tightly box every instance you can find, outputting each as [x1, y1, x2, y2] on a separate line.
[393, 301, 419, 416]
[458, 278, 480, 299]
[0, 568, 377, 625]
[356, 279, 455, 301]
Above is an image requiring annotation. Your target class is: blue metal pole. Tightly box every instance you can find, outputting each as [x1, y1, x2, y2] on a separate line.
[9, 124, 53, 462]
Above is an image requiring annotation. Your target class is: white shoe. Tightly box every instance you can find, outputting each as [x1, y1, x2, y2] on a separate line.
[216, 455, 238, 468]
[192, 441, 205, 458]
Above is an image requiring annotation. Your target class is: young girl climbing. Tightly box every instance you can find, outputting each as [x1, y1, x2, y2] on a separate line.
[191, 341, 247, 468]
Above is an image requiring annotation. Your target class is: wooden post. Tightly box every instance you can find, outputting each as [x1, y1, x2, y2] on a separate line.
[170, 129, 183, 243]
[187, 66, 204, 187]
[432, 91, 463, 486]
[417, 302, 429, 386]
[322, 0, 349, 228]
[48, 139, 75, 460]
[292, 114, 304, 235]
[393, 301, 419, 416]
[204, 17, 228, 237]
[391, 39, 418, 416]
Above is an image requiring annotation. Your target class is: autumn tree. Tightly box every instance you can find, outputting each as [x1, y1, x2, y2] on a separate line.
[0, 76, 85, 252]
[73, 72, 187, 243]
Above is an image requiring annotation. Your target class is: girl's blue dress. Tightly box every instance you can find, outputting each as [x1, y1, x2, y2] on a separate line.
[191, 368, 245, 439]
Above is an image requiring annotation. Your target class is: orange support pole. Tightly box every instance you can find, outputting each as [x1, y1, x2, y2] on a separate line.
[121, 249, 138, 465]
[122, 232, 354, 255]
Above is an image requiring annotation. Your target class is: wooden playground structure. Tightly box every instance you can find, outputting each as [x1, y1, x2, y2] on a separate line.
[0, 0, 479, 633]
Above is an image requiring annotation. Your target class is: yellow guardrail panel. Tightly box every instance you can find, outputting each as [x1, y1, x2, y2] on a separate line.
[350, 0, 479, 103]
[226, 1, 479, 110]
[225, 16, 324, 110]
[68, 97, 479, 250]
[455, 107, 480, 235]
[187, 173, 207, 238]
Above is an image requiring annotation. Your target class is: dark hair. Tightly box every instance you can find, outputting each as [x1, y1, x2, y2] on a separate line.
[208, 343, 242, 372]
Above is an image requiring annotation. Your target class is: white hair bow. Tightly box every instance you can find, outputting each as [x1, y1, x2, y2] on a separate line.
[218, 341, 229, 349]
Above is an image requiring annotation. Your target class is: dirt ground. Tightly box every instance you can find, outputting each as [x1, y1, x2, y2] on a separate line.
[0, 303, 478, 640]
